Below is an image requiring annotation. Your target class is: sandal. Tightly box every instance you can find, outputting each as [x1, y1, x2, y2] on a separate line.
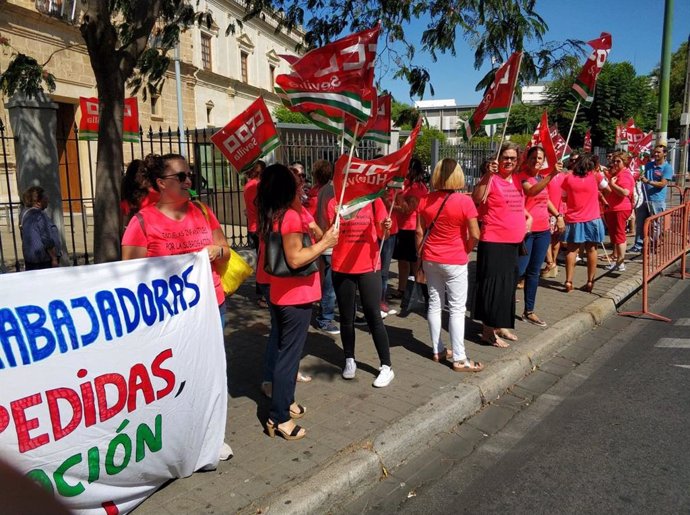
[453, 359, 484, 373]
[582, 281, 594, 293]
[540, 263, 558, 278]
[266, 419, 306, 441]
[496, 329, 518, 341]
[523, 311, 547, 327]
[564, 281, 574, 293]
[480, 332, 510, 348]
[296, 372, 312, 383]
[432, 348, 453, 362]
[289, 403, 306, 419]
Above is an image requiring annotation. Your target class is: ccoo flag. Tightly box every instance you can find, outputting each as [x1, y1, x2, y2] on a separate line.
[462, 52, 522, 141]
[210, 97, 280, 172]
[571, 33, 612, 106]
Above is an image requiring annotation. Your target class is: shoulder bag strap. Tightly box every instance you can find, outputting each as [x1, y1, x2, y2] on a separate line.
[417, 192, 453, 256]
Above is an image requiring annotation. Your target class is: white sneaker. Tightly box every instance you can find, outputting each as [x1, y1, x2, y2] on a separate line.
[380, 310, 388, 319]
[373, 365, 395, 388]
[342, 358, 357, 379]
[219, 442, 233, 461]
[605, 263, 617, 271]
[617, 263, 626, 271]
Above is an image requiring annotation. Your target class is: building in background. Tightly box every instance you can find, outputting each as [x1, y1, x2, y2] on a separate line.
[521, 83, 550, 105]
[414, 99, 477, 144]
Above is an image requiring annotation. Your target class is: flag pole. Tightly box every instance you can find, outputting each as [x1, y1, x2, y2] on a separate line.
[334, 122, 361, 230]
[564, 101, 581, 159]
[375, 190, 398, 270]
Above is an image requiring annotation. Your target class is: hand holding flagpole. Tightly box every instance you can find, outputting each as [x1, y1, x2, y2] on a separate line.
[375, 189, 399, 270]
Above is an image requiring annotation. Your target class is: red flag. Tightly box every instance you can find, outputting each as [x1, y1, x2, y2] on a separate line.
[78, 97, 139, 142]
[571, 33, 612, 106]
[625, 118, 644, 147]
[334, 119, 422, 218]
[583, 130, 592, 153]
[550, 125, 573, 161]
[275, 26, 380, 122]
[526, 111, 558, 170]
[630, 131, 654, 156]
[462, 52, 522, 140]
[210, 97, 280, 172]
[344, 93, 393, 145]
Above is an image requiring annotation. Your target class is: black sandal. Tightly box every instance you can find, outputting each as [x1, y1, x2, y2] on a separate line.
[523, 311, 547, 327]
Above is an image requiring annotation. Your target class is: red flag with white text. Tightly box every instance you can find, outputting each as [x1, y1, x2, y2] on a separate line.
[462, 52, 522, 140]
[78, 97, 139, 142]
[210, 97, 280, 172]
[275, 25, 379, 122]
[334, 119, 422, 218]
[571, 33, 612, 106]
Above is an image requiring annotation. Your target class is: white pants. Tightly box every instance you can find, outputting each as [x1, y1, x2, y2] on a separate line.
[424, 261, 469, 362]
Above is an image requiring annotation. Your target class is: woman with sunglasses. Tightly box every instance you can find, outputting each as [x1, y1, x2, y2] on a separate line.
[602, 151, 634, 271]
[121, 153, 234, 461]
[471, 142, 532, 348]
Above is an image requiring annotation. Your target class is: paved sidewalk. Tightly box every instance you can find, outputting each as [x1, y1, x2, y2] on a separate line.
[134, 247, 646, 514]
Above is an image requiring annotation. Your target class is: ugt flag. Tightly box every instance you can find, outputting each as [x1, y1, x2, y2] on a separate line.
[78, 97, 139, 142]
[334, 119, 422, 218]
[275, 25, 380, 122]
[571, 33, 612, 106]
[526, 111, 558, 170]
[210, 97, 280, 172]
[462, 52, 522, 141]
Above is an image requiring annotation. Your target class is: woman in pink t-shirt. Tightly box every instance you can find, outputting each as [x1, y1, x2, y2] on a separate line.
[121, 153, 234, 462]
[603, 151, 634, 271]
[517, 147, 565, 327]
[560, 155, 610, 293]
[392, 158, 428, 299]
[471, 142, 532, 348]
[258, 164, 338, 441]
[416, 159, 482, 372]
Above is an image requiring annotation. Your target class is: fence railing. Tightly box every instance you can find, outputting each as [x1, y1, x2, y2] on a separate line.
[619, 202, 689, 322]
[0, 121, 382, 272]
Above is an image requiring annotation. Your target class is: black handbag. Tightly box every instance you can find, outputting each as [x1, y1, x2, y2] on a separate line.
[263, 215, 319, 277]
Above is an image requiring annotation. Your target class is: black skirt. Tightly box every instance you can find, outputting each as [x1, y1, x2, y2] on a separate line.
[473, 241, 519, 328]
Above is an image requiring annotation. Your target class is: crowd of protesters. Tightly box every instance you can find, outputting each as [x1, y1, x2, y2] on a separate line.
[47, 139, 665, 445]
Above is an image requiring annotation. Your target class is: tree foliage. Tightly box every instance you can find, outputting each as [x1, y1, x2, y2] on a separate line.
[0, 37, 56, 98]
[506, 103, 542, 135]
[273, 105, 311, 124]
[652, 41, 688, 139]
[415, 126, 446, 167]
[391, 99, 420, 129]
[547, 59, 657, 148]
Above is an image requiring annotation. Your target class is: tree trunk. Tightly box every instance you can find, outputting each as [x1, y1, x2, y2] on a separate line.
[93, 70, 125, 263]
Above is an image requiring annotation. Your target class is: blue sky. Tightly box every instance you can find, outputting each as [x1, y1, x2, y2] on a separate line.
[379, 0, 690, 104]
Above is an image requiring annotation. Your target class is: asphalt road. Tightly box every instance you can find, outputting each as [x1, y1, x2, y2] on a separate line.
[348, 275, 690, 515]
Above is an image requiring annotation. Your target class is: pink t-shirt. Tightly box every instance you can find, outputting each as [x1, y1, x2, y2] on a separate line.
[547, 173, 565, 214]
[121, 203, 224, 305]
[418, 191, 478, 265]
[561, 172, 607, 223]
[267, 207, 321, 306]
[603, 168, 634, 212]
[480, 175, 526, 243]
[396, 181, 428, 231]
[243, 178, 259, 233]
[519, 172, 550, 232]
[330, 198, 385, 274]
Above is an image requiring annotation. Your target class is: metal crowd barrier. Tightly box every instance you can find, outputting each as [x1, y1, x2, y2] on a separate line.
[619, 202, 689, 322]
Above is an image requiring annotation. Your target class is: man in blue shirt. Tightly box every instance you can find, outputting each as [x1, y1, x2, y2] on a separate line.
[629, 144, 674, 252]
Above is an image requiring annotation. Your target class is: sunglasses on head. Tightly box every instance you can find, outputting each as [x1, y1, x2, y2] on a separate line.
[162, 171, 195, 182]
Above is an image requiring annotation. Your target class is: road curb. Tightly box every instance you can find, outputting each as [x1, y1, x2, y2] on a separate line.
[253, 271, 643, 514]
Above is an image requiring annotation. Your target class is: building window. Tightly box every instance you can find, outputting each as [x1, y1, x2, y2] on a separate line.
[240, 51, 249, 83]
[269, 64, 276, 88]
[151, 95, 161, 118]
[206, 101, 214, 126]
[201, 34, 212, 71]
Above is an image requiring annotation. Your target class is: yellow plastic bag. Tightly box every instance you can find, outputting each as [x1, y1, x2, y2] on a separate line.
[217, 248, 253, 295]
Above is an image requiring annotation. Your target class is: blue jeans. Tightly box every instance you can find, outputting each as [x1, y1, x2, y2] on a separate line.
[517, 230, 551, 313]
[316, 255, 336, 327]
[380, 235, 396, 301]
[634, 200, 666, 247]
[257, 283, 279, 383]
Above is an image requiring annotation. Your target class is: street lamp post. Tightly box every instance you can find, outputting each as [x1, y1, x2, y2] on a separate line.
[656, 0, 674, 144]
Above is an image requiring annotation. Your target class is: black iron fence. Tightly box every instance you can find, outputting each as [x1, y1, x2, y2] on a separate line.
[0, 120, 381, 271]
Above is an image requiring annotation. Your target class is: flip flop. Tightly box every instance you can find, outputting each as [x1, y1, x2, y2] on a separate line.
[481, 333, 510, 348]
[452, 360, 484, 373]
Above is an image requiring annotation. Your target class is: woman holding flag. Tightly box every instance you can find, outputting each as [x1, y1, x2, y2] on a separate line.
[257, 164, 339, 440]
[517, 147, 565, 327]
[471, 142, 532, 348]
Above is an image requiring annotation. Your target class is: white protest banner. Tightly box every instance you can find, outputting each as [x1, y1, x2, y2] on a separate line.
[0, 252, 227, 514]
